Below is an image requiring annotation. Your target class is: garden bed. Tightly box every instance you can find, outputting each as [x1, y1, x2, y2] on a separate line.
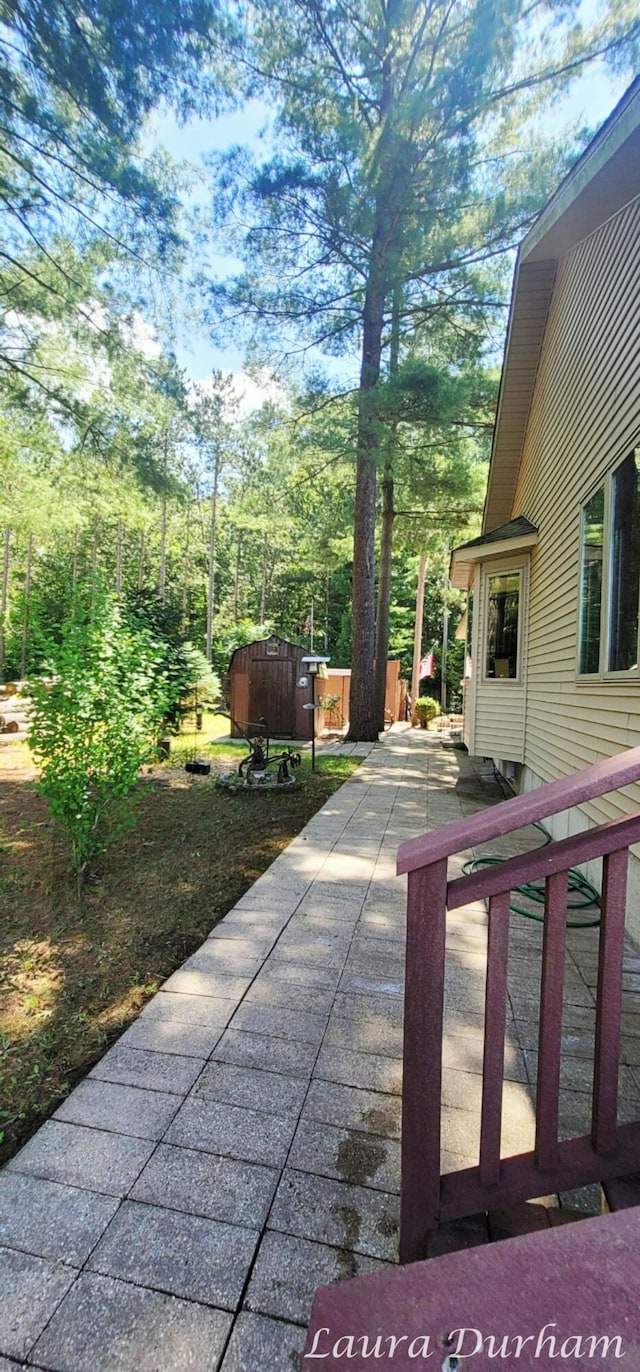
[0, 734, 360, 1165]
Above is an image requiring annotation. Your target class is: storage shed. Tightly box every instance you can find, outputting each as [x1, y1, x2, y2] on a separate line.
[227, 634, 323, 740]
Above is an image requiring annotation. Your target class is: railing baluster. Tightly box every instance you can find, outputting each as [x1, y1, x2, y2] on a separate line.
[535, 870, 568, 1171]
[400, 857, 447, 1265]
[398, 749, 640, 1250]
[592, 848, 628, 1155]
[479, 891, 510, 1188]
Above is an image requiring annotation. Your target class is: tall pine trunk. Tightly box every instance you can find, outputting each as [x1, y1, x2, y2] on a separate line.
[0, 527, 10, 679]
[374, 471, 394, 730]
[182, 509, 191, 634]
[90, 521, 98, 609]
[115, 517, 123, 595]
[159, 430, 168, 604]
[91, 522, 98, 579]
[347, 22, 397, 742]
[346, 201, 393, 740]
[441, 543, 450, 713]
[137, 532, 145, 591]
[259, 537, 268, 623]
[71, 529, 78, 597]
[20, 532, 32, 678]
[159, 496, 167, 604]
[410, 550, 427, 724]
[206, 449, 221, 661]
[374, 284, 401, 731]
[233, 531, 243, 622]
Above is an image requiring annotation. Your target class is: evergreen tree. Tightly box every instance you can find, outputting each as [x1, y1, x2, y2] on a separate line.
[208, 0, 639, 736]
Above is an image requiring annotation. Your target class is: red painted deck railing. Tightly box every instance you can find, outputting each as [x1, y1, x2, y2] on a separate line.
[396, 746, 640, 1264]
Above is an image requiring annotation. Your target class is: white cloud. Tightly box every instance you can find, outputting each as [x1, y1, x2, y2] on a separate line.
[188, 367, 287, 422]
[228, 369, 286, 415]
[83, 298, 110, 335]
[120, 312, 163, 360]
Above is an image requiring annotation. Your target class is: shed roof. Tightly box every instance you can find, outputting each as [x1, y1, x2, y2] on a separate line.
[227, 634, 305, 670]
[483, 77, 640, 535]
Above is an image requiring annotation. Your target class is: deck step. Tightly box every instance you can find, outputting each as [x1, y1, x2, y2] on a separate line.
[304, 1207, 640, 1369]
[426, 1202, 589, 1256]
[428, 1201, 593, 1256]
[602, 1172, 640, 1211]
[426, 1213, 490, 1257]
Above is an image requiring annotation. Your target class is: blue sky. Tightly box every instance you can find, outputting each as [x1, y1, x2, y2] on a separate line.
[148, 101, 273, 383]
[147, 58, 631, 389]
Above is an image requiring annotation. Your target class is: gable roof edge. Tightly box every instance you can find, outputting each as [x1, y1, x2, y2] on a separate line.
[482, 79, 640, 536]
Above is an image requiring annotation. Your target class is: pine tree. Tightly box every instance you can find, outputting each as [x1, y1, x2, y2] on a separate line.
[208, 0, 639, 736]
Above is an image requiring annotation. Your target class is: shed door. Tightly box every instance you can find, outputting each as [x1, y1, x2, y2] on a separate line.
[249, 658, 294, 736]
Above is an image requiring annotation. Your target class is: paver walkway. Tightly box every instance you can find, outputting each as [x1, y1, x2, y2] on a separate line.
[2, 726, 640, 1370]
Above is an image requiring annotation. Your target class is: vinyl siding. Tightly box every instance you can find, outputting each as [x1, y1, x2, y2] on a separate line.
[511, 194, 640, 832]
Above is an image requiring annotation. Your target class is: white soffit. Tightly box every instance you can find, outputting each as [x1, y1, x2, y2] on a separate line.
[450, 529, 538, 590]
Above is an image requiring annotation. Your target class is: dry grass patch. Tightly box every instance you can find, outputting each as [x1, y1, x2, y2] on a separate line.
[0, 735, 360, 1163]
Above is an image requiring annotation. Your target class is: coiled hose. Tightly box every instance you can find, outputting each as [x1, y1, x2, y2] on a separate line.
[461, 821, 601, 928]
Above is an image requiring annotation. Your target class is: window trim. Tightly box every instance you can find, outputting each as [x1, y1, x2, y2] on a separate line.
[482, 564, 524, 685]
[576, 447, 640, 683]
[577, 479, 608, 679]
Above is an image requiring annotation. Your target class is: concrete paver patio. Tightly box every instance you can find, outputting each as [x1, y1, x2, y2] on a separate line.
[2, 725, 640, 1369]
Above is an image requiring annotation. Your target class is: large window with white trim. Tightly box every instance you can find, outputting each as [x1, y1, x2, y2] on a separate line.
[485, 571, 520, 679]
[608, 451, 640, 671]
[578, 486, 604, 675]
[578, 448, 640, 677]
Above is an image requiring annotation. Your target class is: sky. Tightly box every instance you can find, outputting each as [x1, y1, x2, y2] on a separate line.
[147, 100, 274, 387]
[145, 48, 632, 393]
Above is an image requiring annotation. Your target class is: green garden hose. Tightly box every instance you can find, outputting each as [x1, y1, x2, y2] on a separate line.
[461, 822, 601, 929]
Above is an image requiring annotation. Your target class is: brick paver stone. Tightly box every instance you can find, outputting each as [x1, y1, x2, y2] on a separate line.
[0, 1247, 76, 1361]
[2, 728, 634, 1370]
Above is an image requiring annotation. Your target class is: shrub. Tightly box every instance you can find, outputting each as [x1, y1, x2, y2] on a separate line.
[162, 641, 222, 729]
[211, 620, 273, 675]
[29, 587, 172, 882]
[415, 695, 442, 727]
[124, 593, 221, 729]
[319, 692, 343, 727]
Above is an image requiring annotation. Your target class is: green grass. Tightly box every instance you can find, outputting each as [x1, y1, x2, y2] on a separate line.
[165, 709, 234, 762]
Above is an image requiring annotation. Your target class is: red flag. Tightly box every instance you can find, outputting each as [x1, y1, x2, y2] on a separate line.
[419, 651, 434, 678]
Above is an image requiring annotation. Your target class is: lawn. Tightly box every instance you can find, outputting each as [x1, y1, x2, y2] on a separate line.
[0, 725, 360, 1165]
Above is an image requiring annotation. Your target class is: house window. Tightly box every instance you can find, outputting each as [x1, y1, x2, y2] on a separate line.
[578, 486, 604, 675]
[486, 572, 520, 679]
[578, 448, 640, 677]
[608, 450, 640, 672]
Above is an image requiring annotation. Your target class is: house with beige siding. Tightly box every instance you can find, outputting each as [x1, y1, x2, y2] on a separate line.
[450, 77, 640, 938]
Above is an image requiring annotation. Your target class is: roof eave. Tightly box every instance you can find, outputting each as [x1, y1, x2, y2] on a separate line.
[482, 79, 640, 536]
[450, 529, 538, 590]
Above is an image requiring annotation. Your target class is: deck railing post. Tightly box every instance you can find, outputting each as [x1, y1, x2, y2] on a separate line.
[479, 891, 510, 1188]
[400, 857, 447, 1264]
[535, 870, 568, 1172]
[592, 848, 628, 1155]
